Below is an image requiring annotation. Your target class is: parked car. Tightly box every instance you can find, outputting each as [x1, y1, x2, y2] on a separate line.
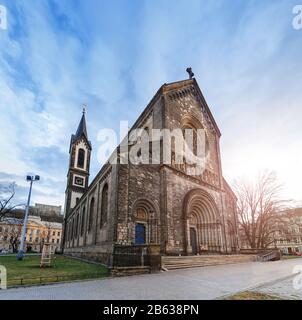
[293, 251, 302, 256]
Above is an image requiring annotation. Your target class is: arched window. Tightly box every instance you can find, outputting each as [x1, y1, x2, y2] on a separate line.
[77, 148, 85, 168]
[66, 223, 70, 241]
[73, 217, 77, 239]
[81, 206, 86, 236]
[88, 198, 94, 232]
[71, 218, 74, 240]
[100, 184, 108, 228]
[181, 116, 209, 168]
[182, 124, 198, 157]
[75, 214, 79, 237]
[73, 217, 76, 239]
[68, 220, 71, 241]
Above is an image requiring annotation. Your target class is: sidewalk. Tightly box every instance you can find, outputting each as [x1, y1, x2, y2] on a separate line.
[0, 259, 301, 300]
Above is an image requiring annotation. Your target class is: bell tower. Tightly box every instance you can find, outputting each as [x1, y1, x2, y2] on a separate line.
[64, 107, 92, 218]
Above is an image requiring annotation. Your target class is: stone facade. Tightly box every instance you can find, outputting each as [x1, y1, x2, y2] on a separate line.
[0, 215, 62, 253]
[63, 78, 239, 266]
[270, 208, 302, 254]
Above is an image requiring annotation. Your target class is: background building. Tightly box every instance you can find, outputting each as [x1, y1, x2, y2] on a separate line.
[0, 203, 63, 253]
[30, 203, 62, 218]
[271, 208, 302, 254]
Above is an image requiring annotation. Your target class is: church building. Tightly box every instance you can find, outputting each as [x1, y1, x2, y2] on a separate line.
[62, 74, 240, 267]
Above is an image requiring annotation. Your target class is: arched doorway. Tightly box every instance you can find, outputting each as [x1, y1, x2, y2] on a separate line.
[183, 189, 223, 255]
[135, 223, 146, 244]
[132, 199, 160, 245]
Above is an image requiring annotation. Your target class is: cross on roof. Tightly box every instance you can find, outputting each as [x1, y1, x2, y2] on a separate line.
[186, 67, 194, 79]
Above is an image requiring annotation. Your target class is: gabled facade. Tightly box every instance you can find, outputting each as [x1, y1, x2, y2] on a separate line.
[62, 77, 240, 265]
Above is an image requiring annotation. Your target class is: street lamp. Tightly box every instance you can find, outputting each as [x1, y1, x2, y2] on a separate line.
[17, 175, 40, 261]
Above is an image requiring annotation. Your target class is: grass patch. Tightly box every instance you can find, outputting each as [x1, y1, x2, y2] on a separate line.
[282, 255, 302, 260]
[0, 254, 109, 287]
[225, 291, 284, 300]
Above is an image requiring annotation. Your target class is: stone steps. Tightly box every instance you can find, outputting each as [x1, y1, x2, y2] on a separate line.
[162, 254, 257, 270]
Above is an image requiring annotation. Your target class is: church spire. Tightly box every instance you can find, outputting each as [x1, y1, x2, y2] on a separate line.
[70, 106, 92, 152]
[64, 106, 92, 220]
[75, 105, 88, 141]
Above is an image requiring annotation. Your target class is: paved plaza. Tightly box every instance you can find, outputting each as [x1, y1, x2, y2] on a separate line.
[255, 275, 302, 300]
[0, 259, 302, 300]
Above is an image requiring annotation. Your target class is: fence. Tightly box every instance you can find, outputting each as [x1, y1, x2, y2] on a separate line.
[6, 272, 108, 288]
[256, 250, 281, 262]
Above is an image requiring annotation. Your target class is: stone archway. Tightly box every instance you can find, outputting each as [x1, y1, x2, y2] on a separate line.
[183, 189, 223, 255]
[131, 199, 160, 245]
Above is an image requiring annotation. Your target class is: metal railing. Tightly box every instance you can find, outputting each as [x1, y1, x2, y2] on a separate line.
[240, 248, 281, 261]
[257, 250, 281, 262]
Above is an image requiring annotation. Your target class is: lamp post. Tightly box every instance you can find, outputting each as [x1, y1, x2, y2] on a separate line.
[17, 175, 40, 261]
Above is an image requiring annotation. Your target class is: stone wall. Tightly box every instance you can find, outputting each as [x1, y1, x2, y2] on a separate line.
[64, 242, 113, 265]
[115, 97, 163, 246]
[64, 164, 118, 262]
[63, 78, 239, 264]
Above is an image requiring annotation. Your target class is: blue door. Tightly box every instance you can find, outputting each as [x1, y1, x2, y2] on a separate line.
[135, 223, 146, 244]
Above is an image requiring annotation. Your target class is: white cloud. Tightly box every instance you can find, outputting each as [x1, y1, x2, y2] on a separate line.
[0, 0, 301, 207]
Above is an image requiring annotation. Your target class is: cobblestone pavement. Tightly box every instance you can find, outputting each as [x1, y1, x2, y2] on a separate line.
[0, 258, 302, 300]
[254, 275, 302, 300]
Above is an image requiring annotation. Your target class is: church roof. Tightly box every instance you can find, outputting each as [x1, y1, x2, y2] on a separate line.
[75, 113, 88, 140]
[70, 111, 92, 150]
[129, 77, 221, 138]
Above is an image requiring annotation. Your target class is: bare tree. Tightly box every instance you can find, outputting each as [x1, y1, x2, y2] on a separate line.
[234, 171, 289, 249]
[8, 224, 22, 253]
[0, 183, 25, 252]
[1, 220, 22, 252]
[0, 183, 18, 220]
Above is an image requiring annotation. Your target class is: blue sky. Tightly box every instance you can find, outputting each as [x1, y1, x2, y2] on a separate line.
[0, 0, 301, 208]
